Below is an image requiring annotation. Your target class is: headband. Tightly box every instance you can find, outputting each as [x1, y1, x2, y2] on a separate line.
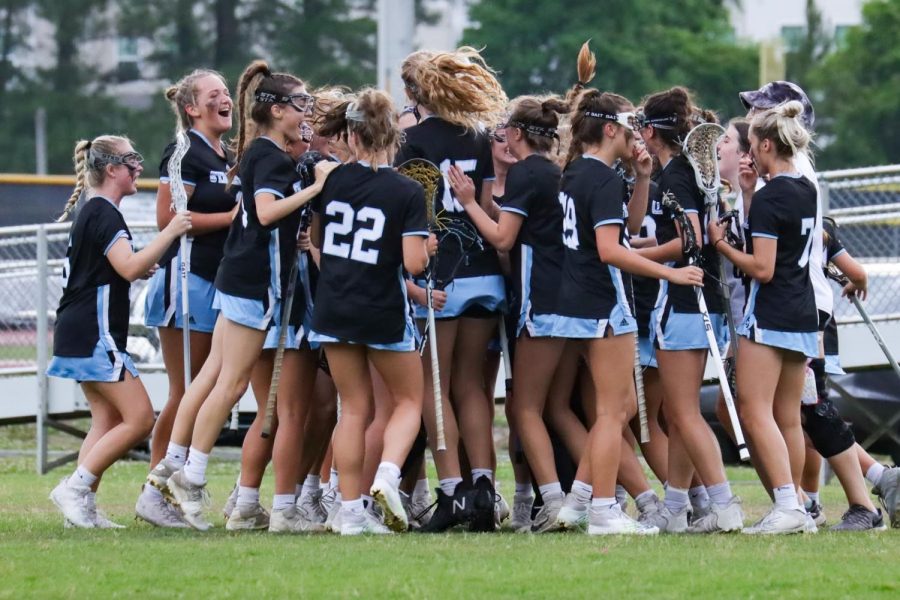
[345, 102, 366, 123]
[638, 114, 678, 130]
[506, 120, 558, 139]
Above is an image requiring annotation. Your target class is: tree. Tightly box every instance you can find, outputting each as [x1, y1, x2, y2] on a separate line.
[462, 0, 757, 119]
[785, 0, 832, 88]
[811, 0, 900, 168]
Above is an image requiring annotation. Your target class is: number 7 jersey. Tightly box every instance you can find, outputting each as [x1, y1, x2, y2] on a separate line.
[311, 162, 428, 345]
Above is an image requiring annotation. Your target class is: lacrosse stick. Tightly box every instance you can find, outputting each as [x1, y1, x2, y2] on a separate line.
[398, 158, 446, 450]
[498, 317, 513, 398]
[168, 130, 192, 394]
[663, 192, 750, 461]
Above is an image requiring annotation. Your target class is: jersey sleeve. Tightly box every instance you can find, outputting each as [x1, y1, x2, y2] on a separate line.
[664, 160, 702, 214]
[824, 219, 845, 261]
[590, 177, 627, 229]
[748, 189, 781, 240]
[403, 185, 429, 237]
[158, 141, 176, 182]
[253, 151, 297, 199]
[92, 204, 130, 256]
[480, 134, 495, 181]
[178, 147, 202, 187]
[500, 162, 535, 217]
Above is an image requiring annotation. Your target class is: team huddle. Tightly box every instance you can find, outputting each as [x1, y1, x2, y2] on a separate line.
[46, 42, 899, 536]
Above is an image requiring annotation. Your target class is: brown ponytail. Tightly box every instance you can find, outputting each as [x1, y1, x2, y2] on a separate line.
[641, 86, 697, 151]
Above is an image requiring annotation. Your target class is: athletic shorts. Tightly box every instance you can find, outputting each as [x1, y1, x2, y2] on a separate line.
[414, 275, 506, 320]
[145, 268, 218, 333]
[651, 304, 728, 352]
[638, 335, 658, 369]
[48, 340, 139, 383]
[213, 290, 276, 332]
[824, 354, 845, 376]
[550, 303, 637, 339]
[309, 314, 418, 352]
[263, 300, 318, 351]
[737, 314, 819, 359]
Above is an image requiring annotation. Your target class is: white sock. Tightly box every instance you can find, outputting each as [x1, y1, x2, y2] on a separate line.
[689, 485, 711, 510]
[296, 484, 304, 498]
[439, 477, 463, 495]
[591, 497, 617, 510]
[69, 465, 96, 488]
[571, 480, 593, 505]
[773, 484, 801, 511]
[302, 474, 321, 496]
[538, 482, 564, 501]
[803, 489, 820, 505]
[471, 468, 493, 483]
[413, 479, 429, 498]
[236, 486, 259, 508]
[515, 482, 532, 496]
[664, 486, 689, 512]
[635, 489, 657, 507]
[615, 484, 627, 501]
[376, 462, 402, 489]
[182, 447, 209, 485]
[143, 484, 164, 500]
[164, 442, 189, 469]
[706, 482, 733, 507]
[273, 494, 294, 511]
[343, 497, 365, 522]
[866, 463, 885, 488]
[330, 468, 339, 486]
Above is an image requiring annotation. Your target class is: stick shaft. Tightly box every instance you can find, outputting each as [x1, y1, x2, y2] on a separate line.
[497, 317, 513, 395]
[852, 296, 900, 381]
[426, 280, 445, 451]
[634, 332, 650, 444]
[261, 252, 300, 438]
[179, 235, 191, 392]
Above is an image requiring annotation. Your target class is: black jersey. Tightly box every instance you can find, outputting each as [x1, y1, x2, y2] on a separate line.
[658, 155, 725, 314]
[311, 163, 428, 344]
[395, 116, 500, 279]
[556, 156, 633, 320]
[822, 218, 845, 354]
[53, 197, 132, 357]
[632, 181, 662, 336]
[159, 129, 238, 281]
[500, 155, 563, 318]
[215, 137, 302, 303]
[745, 175, 818, 333]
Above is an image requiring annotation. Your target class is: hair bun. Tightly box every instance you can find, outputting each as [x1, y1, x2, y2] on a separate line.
[164, 85, 178, 101]
[779, 100, 804, 119]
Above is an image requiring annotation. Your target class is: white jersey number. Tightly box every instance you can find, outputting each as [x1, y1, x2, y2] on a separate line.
[322, 201, 386, 265]
[798, 217, 815, 268]
[439, 159, 477, 213]
[559, 192, 579, 250]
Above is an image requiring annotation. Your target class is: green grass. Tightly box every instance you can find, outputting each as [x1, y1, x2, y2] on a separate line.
[1, 455, 898, 598]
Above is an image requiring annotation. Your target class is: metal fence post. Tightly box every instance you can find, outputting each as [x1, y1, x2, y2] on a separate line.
[36, 225, 49, 474]
[819, 177, 830, 216]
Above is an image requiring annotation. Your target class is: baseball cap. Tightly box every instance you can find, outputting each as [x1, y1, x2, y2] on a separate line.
[739, 81, 815, 129]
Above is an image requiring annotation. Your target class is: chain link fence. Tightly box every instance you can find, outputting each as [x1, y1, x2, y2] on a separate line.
[821, 165, 900, 325]
[0, 222, 161, 376]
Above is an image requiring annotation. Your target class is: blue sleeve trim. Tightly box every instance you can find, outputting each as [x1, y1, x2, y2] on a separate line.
[403, 230, 430, 238]
[483, 176, 497, 182]
[501, 206, 528, 217]
[159, 177, 170, 184]
[683, 208, 699, 214]
[594, 218, 624, 229]
[752, 232, 779, 240]
[181, 179, 196, 187]
[255, 188, 285, 199]
[830, 248, 847, 260]
[103, 230, 129, 256]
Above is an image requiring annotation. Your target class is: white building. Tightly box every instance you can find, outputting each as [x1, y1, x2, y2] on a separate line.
[728, 0, 864, 47]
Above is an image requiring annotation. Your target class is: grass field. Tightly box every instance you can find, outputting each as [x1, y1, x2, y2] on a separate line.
[1, 449, 899, 599]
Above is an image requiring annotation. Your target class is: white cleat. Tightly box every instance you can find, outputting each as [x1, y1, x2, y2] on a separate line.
[50, 478, 94, 529]
[340, 508, 391, 536]
[222, 483, 239, 520]
[742, 505, 809, 535]
[371, 478, 409, 533]
[146, 459, 180, 500]
[406, 489, 435, 530]
[530, 495, 564, 533]
[642, 505, 689, 533]
[167, 470, 212, 532]
[588, 504, 659, 536]
[298, 488, 327, 524]
[686, 497, 744, 533]
[269, 505, 326, 533]
[495, 492, 510, 527]
[135, 487, 189, 528]
[555, 493, 589, 532]
[225, 503, 270, 531]
[510, 495, 534, 533]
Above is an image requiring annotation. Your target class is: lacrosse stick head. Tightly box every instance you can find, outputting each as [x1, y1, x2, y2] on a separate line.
[683, 122, 725, 208]
[397, 158, 442, 226]
[168, 129, 191, 213]
[661, 192, 700, 264]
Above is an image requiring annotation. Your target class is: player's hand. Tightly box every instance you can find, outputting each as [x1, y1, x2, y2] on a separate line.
[842, 281, 867, 301]
[165, 210, 192, 238]
[426, 233, 438, 257]
[430, 289, 448, 312]
[669, 266, 704, 287]
[632, 143, 652, 179]
[738, 155, 758, 198]
[447, 165, 476, 206]
[140, 264, 159, 280]
[707, 219, 726, 248]
[314, 160, 338, 185]
[297, 231, 311, 251]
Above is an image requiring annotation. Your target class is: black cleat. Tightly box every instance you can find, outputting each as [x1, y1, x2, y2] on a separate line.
[419, 484, 473, 533]
[468, 476, 497, 533]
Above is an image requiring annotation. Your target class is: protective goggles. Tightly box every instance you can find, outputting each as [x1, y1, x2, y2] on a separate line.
[255, 90, 316, 115]
[89, 150, 144, 171]
[584, 111, 639, 131]
[489, 128, 507, 144]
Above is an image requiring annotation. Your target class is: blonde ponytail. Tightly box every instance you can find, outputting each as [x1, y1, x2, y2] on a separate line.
[59, 140, 91, 222]
[750, 100, 812, 158]
[58, 135, 133, 222]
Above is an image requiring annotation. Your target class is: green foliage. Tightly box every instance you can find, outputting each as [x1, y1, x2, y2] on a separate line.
[811, 0, 900, 168]
[784, 0, 832, 87]
[462, 0, 758, 119]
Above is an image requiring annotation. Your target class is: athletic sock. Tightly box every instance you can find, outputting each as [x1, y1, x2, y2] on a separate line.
[296, 484, 304, 498]
[591, 497, 617, 510]
[866, 463, 886, 488]
[471, 468, 493, 483]
[413, 479, 429, 498]
[183, 448, 209, 486]
[615, 485, 628, 507]
[376, 462, 402, 489]
[571, 480, 593, 506]
[515, 482, 533, 496]
[362, 494, 375, 510]
[439, 477, 463, 495]
[236, 486, 260, 509]
[273, 494, 294, 512]
[302, 474, 321, 497]
[706, 482, 733, 507]
[803, 489, 820, 505]
[164, 442, 188, 469]
[68, 465, 96, 488]
[689, 485, 712, 511]
[330, 468, 339, 486]
[664, 486, 689, 513]
[538, 482, 564, 501]
[773, 484, 801, 511]
[635, 489, 657, 509]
